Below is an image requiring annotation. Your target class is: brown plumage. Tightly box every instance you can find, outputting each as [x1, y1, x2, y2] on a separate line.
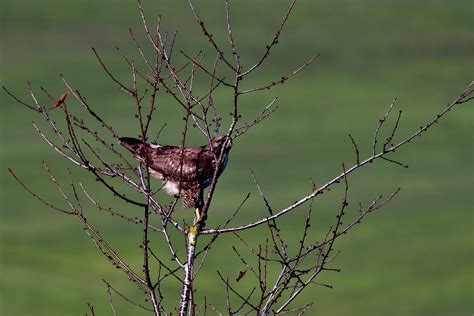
[119, 136, 232, 210]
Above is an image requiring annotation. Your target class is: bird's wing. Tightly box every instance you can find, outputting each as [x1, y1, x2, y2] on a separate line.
[146, 146, 212, 183]
[119, 137, 218, 184]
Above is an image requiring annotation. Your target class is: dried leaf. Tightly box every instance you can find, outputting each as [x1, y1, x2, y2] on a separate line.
[236, 269, 246, 282]
[51, 92, 70, 109]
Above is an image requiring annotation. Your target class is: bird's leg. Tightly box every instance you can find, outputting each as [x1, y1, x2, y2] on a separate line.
[194, 208, 201, 222]
[194, 191, 204, 224]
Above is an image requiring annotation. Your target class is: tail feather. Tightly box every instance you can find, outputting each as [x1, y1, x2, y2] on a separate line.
[119, 137, 144, 154]
[181, 187, 203, 209]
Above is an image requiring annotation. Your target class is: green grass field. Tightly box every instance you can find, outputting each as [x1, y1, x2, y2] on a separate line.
[1, 0, 473, 315]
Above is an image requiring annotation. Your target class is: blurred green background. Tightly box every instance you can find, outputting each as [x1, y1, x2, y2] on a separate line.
[1, 0, 473, 315]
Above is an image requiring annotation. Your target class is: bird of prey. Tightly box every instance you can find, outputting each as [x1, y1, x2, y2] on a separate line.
[119, 135, 232, 220]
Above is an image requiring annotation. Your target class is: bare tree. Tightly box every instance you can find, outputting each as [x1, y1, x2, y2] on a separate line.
[4, 0, 473, 315]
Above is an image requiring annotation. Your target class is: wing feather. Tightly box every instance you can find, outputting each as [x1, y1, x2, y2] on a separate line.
[146, 146, 214, 183]
[120, 137, 223, 186]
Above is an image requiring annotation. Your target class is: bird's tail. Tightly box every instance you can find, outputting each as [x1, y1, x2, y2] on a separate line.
[119, 137, 145, 155]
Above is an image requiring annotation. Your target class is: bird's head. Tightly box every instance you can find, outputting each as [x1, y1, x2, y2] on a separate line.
[210, 135, 232, 152]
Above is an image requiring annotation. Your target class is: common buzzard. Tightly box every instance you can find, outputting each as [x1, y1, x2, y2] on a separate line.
[119, 136, 232, 219]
